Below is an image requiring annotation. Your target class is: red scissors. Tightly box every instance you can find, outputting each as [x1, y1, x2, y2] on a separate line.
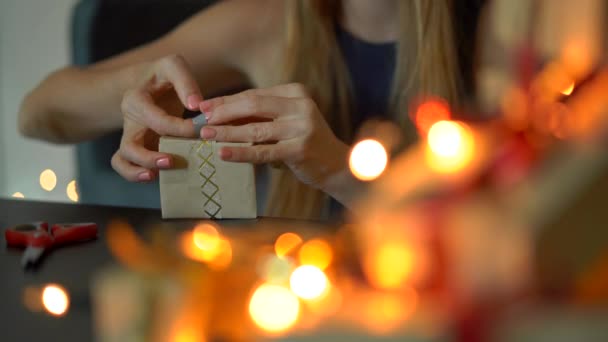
[5, 222, 97, 268]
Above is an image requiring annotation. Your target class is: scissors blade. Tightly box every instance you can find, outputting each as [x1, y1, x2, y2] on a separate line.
[21, 246, 45, 268]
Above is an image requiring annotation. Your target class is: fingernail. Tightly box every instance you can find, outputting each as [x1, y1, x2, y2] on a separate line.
[201, 127, 217, 139]
[219, 148, 232, 160]
[138, 171, 152, 181]
[200, 100, 213, 111]
[156, 157, 171, 168]
[187, 94, 202, 111]
[192, 113, 207, 133]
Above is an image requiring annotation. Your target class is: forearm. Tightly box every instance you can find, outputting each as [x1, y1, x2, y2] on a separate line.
[18, 63, 145, 144]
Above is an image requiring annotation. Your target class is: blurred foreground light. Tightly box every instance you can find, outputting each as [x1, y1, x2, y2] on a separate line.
[12, 192, 25, 198]
[259, 254, 294, 284]
[349, 139, 388, 181]
[414, 98, 451, 134]
[249, 284, 300, 334]
[42, 284, 69, 316]
[425, 120, 475, 173]
[40, 169, 57, 192]
[561, 82, 575, 96]
[365, 243, 414, 290]
[181, 223, 232, 270]
[193, 223, 220, 251]
[274, 232, 303, 258]
[298, 239, 333, 270]
[290, 265, 329, 300]
[66, 180, 79, 202]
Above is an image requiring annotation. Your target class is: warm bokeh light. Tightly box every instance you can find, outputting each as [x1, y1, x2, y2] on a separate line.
[193, 223, 220, 251]
[349, 139, 388, 181]
[171, 325, 204, 342]
[39, 169, 57, 192]
[66, 180, 79, 202]
[365, 243, 415, 290]
[274, 232, 303, 258]
[180, 224, 232, 270]
[414, 98, 451, 134]
[363, 288, 418, 334]
[289, 265, 329, 300]
[259, 255, 294, 284]
[561, 82, 575, 96]
[425, 120, 475, 173]
[12, 192, 25, 198]
[249, 284, 300, 334]
[23, 286, 43, 312]
[298, 239, 333, 270]
[42, 284, 69, 316]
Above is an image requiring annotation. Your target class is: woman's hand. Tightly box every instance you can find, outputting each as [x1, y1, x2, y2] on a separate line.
[198, 83, 351, 192]
[111, 55, 202, 182]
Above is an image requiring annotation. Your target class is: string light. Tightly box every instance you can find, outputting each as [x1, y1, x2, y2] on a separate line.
[39, 169, 57, 192]
[249, 283, 300, 334]
[66, 180, 79, 202]
[274, 232, 303, 258]
[425, 120, 475, 173]
[349, 139, 388, 181]
[365, 243, 415, 290]
[12, 192, 25, 198]
[289, 265, 329, 300]
[414, 98, 451, 134]
[298, 239, 333, 270]
[561, 82, 575, 96]
[41, 284, 69, 316]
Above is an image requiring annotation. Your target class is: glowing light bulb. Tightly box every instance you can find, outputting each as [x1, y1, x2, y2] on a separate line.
[274, 232, 303, 258]
[426, 120, 475, 173]
[12, 192, 25, 198]
[561, 82, 575, 96]
[365, 243, 414, 290]
[39, 169, 57, 192]
[42, 284, 69, 316]
[181, 223, 231, 269]
[349, 139, 388, 181]
[249, 284, 300, 334]
[298, 239, 333, 270]
[289, 265, 329, 300]
[66, 180, 79, 202]
[414, 98, 451, 134]
[193, 223, 220, 251]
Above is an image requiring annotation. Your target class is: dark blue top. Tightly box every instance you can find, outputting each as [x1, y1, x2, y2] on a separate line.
[335, 26, 397, 131]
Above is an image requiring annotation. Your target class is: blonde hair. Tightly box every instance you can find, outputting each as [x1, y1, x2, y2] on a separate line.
[265, 0, 463, 219]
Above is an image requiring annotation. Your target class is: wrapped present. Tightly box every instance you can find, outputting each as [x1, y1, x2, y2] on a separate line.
[159, 137, 257, 219]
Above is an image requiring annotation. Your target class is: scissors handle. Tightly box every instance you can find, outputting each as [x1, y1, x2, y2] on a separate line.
[5, 222, 53, 248]
[51, 223, 98, 246]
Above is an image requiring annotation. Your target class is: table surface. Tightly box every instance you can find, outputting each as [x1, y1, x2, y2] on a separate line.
[2, 197, 608, 342]
[0, 198, 333, 341]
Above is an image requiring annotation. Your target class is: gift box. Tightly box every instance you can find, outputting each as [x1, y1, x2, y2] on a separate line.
[159, 137, 257, 219]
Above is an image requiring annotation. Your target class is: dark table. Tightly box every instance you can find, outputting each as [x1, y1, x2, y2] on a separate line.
[0, 198, 328, 341]
[0, 198, 162, 340]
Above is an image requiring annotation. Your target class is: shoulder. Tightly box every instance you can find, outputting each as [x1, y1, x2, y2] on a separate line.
[167, 0, 286, 78]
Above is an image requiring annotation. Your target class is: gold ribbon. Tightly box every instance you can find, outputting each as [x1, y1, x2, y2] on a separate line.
[192, 140, 222, 218]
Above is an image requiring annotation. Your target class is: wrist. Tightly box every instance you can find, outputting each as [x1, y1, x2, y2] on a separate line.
[319, 141, 367, 209]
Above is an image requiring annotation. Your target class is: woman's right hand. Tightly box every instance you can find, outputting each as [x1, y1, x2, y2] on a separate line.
[111, 54, 203, 182]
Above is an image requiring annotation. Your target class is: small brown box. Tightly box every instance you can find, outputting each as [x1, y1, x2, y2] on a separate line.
[159, 137, 257, 219]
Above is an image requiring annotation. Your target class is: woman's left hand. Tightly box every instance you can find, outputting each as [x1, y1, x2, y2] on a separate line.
[198, 83, 350, 191]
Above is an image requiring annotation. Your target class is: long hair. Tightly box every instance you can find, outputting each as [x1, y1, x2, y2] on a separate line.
[265, 0, 463, 219]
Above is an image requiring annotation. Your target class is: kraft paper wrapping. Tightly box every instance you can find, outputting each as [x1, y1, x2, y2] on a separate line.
[159, 137, 257, 219]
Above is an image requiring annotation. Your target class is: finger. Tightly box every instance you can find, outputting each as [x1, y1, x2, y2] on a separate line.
[200, 121, 298, 143]
[128, 90, 195, 137]
[120, 142, 174, 169]
[157, 54, 203, 111]
[208, 95, 310, 125]
[111, 153, 156, 182]
[218, 144, 292, 164]
[200, 83, 309, 112]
